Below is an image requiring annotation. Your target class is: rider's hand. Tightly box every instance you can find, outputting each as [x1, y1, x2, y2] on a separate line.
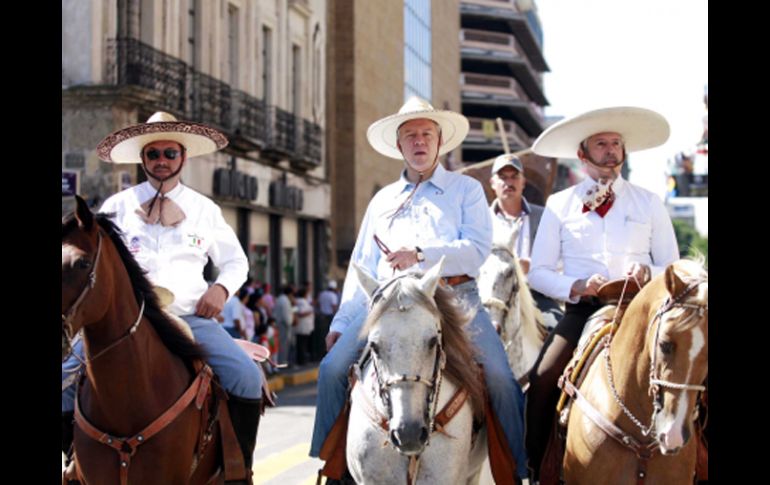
[570, 274, 607, 298]
[326, 331, 342, 351]
[624, 262, 651, 285]
[519, 258, 531, 275]
[195, 284, 228, 319]
[386, 248, 419, 271]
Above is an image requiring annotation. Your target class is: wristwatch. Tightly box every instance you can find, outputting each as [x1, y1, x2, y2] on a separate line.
[415, 246, 425, 263]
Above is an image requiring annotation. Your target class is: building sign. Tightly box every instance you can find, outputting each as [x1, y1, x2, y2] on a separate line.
[269, 179, 304, 211]
[213, 167, 258, 201]
[62, 170, 79, 197]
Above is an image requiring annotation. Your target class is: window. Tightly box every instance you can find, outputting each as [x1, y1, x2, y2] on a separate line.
[404, 0, 431, 101]
[262, 26, 273, 103]
[227, 4, 239, 87]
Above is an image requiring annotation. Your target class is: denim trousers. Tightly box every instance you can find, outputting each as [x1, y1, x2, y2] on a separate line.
[62, 314, 263, 412]
[309, 280, 528, 478]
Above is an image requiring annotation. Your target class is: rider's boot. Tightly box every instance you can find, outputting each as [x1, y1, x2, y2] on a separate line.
[62, 411, 74, 457]
[225, 394, 262, 485]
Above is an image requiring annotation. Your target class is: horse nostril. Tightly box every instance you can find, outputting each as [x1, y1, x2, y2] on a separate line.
[390, 430, 401, 447]
[682, 426, 690, 444]
[420, 426, 429, 442]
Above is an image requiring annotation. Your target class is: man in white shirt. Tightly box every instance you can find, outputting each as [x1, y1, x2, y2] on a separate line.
[523, 107, 680, 479]
[310, 97, 527, 482]
[489, 153, 563, 328]
[61, 112, 262, 483]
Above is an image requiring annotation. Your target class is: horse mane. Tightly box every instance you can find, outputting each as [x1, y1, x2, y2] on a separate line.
[363, 279, 486, 420]
[510, 253, 545, 344]
[62, 213, 206, 363]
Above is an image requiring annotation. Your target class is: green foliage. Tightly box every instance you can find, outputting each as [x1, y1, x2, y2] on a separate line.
[671, 219, 708, 266]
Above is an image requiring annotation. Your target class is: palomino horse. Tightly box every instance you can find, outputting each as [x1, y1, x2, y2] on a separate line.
[347, 259, 488, 484]
[562, 259, 708, 484]
[62, 196, 243, 484]
[478, 225, 545, 380]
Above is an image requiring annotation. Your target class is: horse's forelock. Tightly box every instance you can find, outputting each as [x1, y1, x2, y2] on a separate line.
[361, 277, 486, 419]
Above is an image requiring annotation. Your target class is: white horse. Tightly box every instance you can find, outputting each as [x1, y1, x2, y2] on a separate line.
[478, 225, 546, 381]
[347, 259, 488, 485]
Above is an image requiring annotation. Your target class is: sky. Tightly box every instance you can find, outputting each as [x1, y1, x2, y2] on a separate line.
[536, 0, 708, 198]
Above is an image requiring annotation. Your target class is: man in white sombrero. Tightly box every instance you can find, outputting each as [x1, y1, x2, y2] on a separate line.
[523, 107, 680, 480]
[61, 112, 263, 483]
[309, 97, 528, 482]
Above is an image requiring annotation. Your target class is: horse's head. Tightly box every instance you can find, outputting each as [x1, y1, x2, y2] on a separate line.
[649, 259, 708, 455]
[62, 196, 114, 360]
[478, 226, 521, 332]
[356, 259, 447, 455]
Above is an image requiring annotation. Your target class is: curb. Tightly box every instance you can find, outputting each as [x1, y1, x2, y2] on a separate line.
[267, 366, 319, 393]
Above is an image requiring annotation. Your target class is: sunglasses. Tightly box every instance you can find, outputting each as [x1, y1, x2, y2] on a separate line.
[145, 148, 181, 161]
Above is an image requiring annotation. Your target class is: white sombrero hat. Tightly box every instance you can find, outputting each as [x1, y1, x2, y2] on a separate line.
[366, 96, 469, 160]
[532, 107, 670, 159]
[97, 112, 228, 164]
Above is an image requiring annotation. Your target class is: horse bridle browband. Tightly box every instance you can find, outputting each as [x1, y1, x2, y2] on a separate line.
[62, 230, 146, 365]
[604, 276, 708, 438]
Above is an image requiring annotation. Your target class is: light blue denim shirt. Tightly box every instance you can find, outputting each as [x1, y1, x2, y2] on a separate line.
[330, 163, 493, 335]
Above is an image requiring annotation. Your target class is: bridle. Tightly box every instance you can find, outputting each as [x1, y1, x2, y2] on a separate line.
[604, 277, 708, 437]
[361, 276, 447, 449]
[62, 229, 145, 366]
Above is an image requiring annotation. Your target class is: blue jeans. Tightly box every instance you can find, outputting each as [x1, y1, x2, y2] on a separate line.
[309, 280, 528, 478]
[62, 315, 263, 412]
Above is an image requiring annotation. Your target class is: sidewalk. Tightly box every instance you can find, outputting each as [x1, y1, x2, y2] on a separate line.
[266, 363, 319, 393]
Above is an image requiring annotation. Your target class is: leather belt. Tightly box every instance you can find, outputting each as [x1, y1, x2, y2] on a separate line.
[441, 274, 474, 287]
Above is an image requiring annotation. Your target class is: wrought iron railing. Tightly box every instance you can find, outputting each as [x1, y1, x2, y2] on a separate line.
[104, 38, 321, 168]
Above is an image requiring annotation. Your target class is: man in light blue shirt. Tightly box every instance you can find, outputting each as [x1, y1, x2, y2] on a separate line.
[310, 97, 527, 481]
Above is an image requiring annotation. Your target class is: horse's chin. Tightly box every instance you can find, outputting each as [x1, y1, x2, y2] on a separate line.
[394, 444, 425, 457]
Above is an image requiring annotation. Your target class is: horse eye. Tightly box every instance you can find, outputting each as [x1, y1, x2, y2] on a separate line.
[75, 258, 92, 270]
[659, 341, 674, 355]
[428, 336, 438, 349]
[370, 342, 379, 354]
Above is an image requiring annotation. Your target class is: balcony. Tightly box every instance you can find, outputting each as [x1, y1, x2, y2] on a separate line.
[461, 71, 544, 136]
[103, 38, 322, 169]
[465, 116, 530, 151]
[460, 1, 548, 72]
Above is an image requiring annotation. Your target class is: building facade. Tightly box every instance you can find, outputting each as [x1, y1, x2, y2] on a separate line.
[326, 0, 461, 277]
[458, 0, 553, 204]
[62, 0, 330, 292]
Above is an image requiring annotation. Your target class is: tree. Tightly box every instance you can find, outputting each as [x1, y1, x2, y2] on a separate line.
[671, 219, 708, 266]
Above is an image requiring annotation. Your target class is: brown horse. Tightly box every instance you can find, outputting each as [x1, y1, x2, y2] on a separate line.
[562, 259, 708, 484]
[62, 196, 236, 484]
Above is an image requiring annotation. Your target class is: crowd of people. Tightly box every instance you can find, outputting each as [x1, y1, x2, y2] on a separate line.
[218, 278, 340, 372]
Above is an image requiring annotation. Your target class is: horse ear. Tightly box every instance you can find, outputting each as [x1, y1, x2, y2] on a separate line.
[354, 263, 379, 298]
[418, 256, 445, 299]
[664, 263, 686, 297]
[74, 195, 94, 231]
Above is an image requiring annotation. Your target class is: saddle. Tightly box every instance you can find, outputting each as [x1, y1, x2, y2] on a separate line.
[316, 363, 520, 485]
[64, 361, 248, 485]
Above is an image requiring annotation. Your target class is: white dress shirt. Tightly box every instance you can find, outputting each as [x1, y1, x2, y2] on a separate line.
[490, 198, 532, 260]
[330, 163, 493, 335]
[100, 182, 249, 316]
[528, 177, 679, 303]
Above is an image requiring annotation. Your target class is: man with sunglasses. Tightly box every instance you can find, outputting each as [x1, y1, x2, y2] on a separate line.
[61, 112, 262, 484]
[310, 97, 527, 484]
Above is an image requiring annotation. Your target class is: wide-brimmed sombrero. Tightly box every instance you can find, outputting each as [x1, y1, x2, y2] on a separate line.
[532, 107, 670, 159]
[366, 96, 469, 160]
[96, 112, 228, 163]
